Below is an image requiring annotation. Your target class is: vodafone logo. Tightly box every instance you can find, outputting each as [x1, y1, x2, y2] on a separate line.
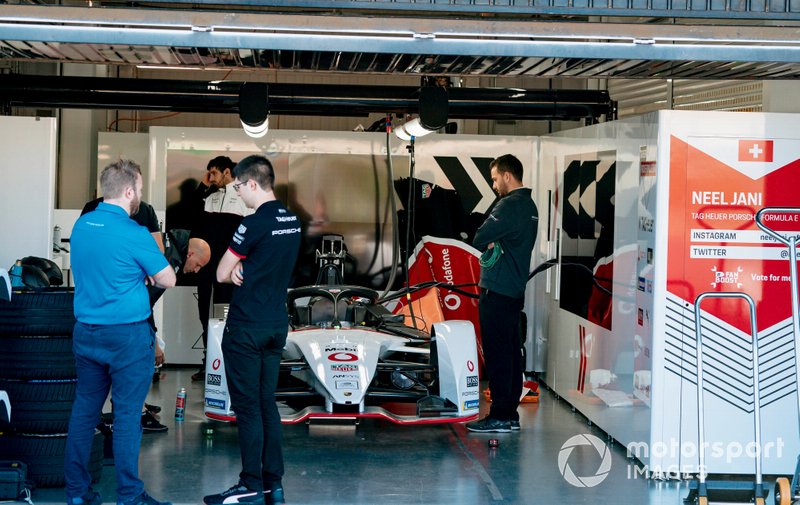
[443, 293, 461, 311]
[467, 360, 475, 372]
[212, 359, 221, 371]
[328, 352, 358, 362]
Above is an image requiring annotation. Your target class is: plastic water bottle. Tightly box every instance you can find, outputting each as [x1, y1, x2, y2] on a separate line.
[9, 260, 24, 288]
[175, 387, 186, 421]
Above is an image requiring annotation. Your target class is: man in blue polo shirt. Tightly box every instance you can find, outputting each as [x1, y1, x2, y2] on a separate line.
[65, 160, 176, 505]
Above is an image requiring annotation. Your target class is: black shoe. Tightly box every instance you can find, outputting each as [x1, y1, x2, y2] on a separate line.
[510, 420, 520, 431]
[466, 417, 511, 433]
[122, 492, 172, 505]
[142, 411, 168, 433]
[192, 370, 205, 382]
[68, 490, 102, 505]
[204, 484, 265, 505]
[265, 483, 285, 505]
[144, 403, 161, 414]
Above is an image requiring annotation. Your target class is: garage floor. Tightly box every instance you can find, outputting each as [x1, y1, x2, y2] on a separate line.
[31, 368, 706, 504]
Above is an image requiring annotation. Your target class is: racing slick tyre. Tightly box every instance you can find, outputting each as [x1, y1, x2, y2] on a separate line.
[0, 335, 76, 379]
[0, 288, 75, 336]
[0, 431, 103, 487]
[0, 379, 76, 433]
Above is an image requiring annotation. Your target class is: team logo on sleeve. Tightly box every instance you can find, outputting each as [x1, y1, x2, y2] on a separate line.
[237, 224, 247, 234]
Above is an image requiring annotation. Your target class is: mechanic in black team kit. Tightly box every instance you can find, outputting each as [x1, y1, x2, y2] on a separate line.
[203, 155, 300, 505]
[466, 154, 538, 434]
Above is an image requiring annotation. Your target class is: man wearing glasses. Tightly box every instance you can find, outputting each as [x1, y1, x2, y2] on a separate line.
[203, 155, 300, 505]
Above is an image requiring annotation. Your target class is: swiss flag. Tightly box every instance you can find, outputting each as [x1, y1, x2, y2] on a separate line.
[738, 139, 774, 162]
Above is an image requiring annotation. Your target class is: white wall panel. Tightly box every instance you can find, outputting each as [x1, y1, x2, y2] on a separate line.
[0, 117, 57, 269]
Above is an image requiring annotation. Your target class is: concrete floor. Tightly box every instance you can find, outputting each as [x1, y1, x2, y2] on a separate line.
[30, 368, 742, 505]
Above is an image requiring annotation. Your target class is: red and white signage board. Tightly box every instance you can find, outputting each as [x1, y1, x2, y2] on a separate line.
[668, 135, 800, 333]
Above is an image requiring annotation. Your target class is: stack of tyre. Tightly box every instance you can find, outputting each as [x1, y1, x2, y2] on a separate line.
[0, 288, 103, 487]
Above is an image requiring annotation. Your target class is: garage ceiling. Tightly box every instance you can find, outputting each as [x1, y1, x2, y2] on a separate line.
[2, 2, 800, 80]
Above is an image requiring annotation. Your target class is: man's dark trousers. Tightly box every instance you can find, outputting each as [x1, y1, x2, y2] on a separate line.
[221, 324, 286, 491]
[479, 289, 524, 421]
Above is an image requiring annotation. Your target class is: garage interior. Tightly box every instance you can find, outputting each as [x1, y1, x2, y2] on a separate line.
[2, 1, 800, 504]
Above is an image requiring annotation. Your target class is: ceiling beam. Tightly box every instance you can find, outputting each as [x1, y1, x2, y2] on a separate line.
[2, 5, 800, 63]
[0, 74, 615, 121]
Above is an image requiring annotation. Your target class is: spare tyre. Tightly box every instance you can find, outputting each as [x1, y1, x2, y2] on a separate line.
[0, 379, 76, 433]
[0, 288, 75, 336]
[0, 431, 103, 487]
[0, 335, 76, 380]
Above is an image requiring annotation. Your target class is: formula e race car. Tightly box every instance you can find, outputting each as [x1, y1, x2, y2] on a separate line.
[204, 284, 481, 425]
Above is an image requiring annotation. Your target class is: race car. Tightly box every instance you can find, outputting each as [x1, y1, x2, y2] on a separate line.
[204, 284, 481, 425]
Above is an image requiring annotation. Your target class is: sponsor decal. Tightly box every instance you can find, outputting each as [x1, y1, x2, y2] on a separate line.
[332, 374, 358, 379]
[421, 183, 432, 199]
[212, 359, 221, 371]
[466, 375, 479, 388]
[205, 388, 227, 397]
[335, 380, 359, 389]
[275, 215, 297, 222]
[443, 293, 461, 310]
[331, 364, 358, 372]
[637, 277, 646, 292]
[207, 373, 222, 386]
[640, 161, 657, 177]
[328, 352, 358, 362]
[461, 391, 478, 398]
[738, 139, 773, 162]
[463, 400, 479, 410]
[639, 216, 654, 233]
[441, 248, 454, 283]
[272, 227, 301, 236]
[710, 265, 744, 288]
[324, 345, 359, 353]
[637, 308, 644, 326]
[467, 360, 475, 372]
[205, 398, 226, 409]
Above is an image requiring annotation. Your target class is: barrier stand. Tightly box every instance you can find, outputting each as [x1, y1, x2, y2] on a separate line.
[685, 292, 768, 505]
[755, 207, 800, 505]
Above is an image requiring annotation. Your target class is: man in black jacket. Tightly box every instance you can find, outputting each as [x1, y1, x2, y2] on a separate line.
[466, 154, 538, 434]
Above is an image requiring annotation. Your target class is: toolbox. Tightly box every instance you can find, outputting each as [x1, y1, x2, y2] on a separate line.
[0, 460, 27, 500]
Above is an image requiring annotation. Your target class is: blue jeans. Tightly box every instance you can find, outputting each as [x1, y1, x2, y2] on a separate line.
[65, 320, 154, 504]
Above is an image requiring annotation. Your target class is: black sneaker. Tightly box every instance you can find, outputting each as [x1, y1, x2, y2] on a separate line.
[466, 417, 511, 433]
[265, 484, 285, 505]
[204, 484, 265, 505]
[510, 420, 521, 431]
[144, 403, 161, 414]
[141, 411, 168, 433]
[122, 492, 172, 505]
[68, 490, 102, 505]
